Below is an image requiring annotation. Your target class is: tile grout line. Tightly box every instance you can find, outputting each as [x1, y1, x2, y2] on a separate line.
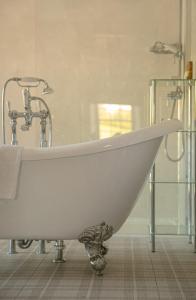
[131, 238, 138, 300]
[160, 238, 187, 300]
[0, 244, 38, 289]
[85, 273, 96, 299]
[147, 242, 161, 300]
[38, 240, 73, 299]
[15, 243, 54, 298]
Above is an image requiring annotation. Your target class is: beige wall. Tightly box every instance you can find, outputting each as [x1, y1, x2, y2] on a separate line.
[0, 0, 185, 234]
[0, 0, 180, 143]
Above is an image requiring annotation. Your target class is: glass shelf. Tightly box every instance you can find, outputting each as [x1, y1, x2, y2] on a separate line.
[150, 181, 195, 184]
[177, 130, 196, 133]
[150, 78, 196, 81]
[150, 78, 196, 87]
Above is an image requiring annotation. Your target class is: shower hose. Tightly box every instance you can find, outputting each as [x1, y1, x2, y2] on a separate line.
[164, 90, 185, 162]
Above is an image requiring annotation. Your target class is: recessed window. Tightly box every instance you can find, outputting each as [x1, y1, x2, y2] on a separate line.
[98, 104, 133, 139]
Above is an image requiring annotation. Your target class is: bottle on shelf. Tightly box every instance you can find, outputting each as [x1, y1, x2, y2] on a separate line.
[184, 61, 193, 80]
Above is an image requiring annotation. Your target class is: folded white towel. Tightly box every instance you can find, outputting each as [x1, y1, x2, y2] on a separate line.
[0, 145, 23, 200]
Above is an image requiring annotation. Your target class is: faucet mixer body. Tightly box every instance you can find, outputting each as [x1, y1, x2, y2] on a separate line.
[8, 89, 50, 146]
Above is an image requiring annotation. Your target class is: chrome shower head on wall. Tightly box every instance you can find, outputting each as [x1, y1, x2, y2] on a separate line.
[150, 41, 183, 58]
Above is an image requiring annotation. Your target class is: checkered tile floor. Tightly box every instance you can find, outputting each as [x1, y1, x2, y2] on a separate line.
[0, 236, 196, 299]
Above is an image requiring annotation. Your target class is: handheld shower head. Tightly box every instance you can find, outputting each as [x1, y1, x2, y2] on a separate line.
[15, 77, 54, 95]
[19, 77, 42, 83]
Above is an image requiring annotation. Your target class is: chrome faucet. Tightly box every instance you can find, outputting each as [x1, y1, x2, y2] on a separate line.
[2, 77, 53, 147]
[7, 88, 51, 147]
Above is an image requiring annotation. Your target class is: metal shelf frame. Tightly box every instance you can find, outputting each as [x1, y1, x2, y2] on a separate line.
[149, 79, 196, 252]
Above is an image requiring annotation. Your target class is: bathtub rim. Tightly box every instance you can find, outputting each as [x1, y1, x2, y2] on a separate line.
[20, 119, 182, 161]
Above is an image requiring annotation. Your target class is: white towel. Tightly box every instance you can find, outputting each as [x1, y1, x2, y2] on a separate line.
[0, 145, 23, 200]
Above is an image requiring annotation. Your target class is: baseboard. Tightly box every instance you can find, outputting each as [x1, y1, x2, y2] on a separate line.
[117, 218, 190, 235]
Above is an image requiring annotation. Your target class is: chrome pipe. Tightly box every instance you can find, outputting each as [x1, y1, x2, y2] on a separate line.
[2, 78, 20, 144]
[149, 80, 157, 252]
[53, 240, 66, 263]
[185, 81, 193, 244]
[31, 96, 52, 147]
[7, 240, 17, 255]
[36, 240, 47, 255]
[17, 240, 34, 249]
[194, 81, 196, 252]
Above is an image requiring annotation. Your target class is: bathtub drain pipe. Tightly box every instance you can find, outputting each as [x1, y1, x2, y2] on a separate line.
[17, 240, 34, 249]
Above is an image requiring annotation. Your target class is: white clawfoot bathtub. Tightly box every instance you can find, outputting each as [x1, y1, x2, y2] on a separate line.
[0, 119, 181, 240]
[0, 119, 181, 274]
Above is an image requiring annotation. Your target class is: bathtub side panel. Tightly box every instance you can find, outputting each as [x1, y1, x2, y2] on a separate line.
[0, 137, 162, 239]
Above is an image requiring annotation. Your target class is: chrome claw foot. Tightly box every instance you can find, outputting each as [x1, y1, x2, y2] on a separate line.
[52, 240, 66, 263]
[90, 254, 106, 276]
[78, 222, 113, 276]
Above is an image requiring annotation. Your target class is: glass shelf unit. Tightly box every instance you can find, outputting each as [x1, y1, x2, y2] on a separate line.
[149, 79, 196, 252]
